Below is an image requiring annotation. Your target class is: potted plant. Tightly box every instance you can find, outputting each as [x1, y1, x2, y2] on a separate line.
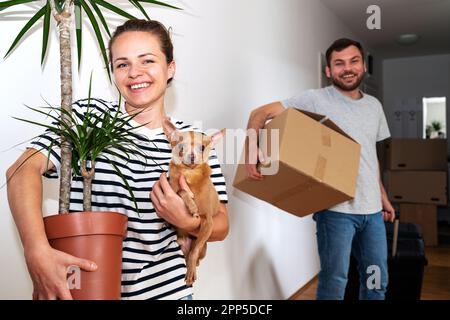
[2, 0, 179, 299]
[426, 125, 432, 139]
[12, 76, 154, 299]
[431, 120, 443, 138]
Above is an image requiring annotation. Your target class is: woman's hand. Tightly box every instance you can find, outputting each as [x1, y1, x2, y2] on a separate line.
[150, 173, 200, 232]
[25, 243, 97, 300]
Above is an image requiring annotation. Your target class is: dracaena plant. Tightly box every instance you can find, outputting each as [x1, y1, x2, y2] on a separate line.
[13, 75, 152, 213]
[1, 0, 180, 214]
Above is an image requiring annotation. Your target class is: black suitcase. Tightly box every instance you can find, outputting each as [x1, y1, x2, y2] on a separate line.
[385, 237, 427, 300]
[345, 217, 427, 300]
[385, 221, 422, 240]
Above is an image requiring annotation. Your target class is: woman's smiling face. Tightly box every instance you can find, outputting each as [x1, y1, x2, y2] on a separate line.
[111, 31, 175, 111]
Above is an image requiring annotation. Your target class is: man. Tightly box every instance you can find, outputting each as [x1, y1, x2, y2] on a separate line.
[245, 38, 395, 300]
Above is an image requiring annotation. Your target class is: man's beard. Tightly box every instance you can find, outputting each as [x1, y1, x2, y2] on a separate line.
[331, 71, 365, 91]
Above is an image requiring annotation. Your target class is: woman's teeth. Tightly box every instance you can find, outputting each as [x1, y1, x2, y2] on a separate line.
[130, 83, 150, 90]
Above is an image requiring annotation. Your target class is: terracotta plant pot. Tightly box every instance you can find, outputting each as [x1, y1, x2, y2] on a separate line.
[44, 211, 127, 300]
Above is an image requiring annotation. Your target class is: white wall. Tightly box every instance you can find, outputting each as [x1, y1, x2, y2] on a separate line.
[383, 54, 450, 143]
[0, 0, 361, 299]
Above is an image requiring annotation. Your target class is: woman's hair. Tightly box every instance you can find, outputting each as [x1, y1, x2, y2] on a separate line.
[108, 19, 174, 75]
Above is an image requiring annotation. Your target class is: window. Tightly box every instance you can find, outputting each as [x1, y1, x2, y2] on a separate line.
[423, 97, 446, 139]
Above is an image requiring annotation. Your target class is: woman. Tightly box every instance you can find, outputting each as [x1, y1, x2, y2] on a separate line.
[6, 19, 229, 300]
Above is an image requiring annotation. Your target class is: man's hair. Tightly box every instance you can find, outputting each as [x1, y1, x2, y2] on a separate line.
[325, 38, 364, 67]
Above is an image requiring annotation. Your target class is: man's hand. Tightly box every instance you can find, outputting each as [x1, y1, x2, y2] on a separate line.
[382, 196, 395, 222]
[25, 244, 97, 300]
[244, 102, 284, 180]
[244, 137, 265, 181]
[150, 173, 200, 231]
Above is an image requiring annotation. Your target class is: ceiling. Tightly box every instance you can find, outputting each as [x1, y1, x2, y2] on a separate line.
[320, 0, 450, 58]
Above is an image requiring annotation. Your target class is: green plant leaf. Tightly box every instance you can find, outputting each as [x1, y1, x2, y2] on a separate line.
[136, 0, 182, 10]
[91, 0, 137, 20]
[12, 114, 76, 144]
[0, 0, 37, 11]
[4, 4, 47, 59]
[40, 1, 51, 65]
[54, 0, 64, 13]
[71, 148, 81, 176]
[102, 156, 140, 214]
[45, 138, 56, 173]
[18, 105, 80, 146]
[129, 0, 150, 20]
[31, 104, 78, 135]
[79, 0, 111, 81]
[74, 0, 82, 70]
[88, 0, 110, 37]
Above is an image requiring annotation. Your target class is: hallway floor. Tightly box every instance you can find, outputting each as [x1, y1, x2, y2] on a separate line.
[291, 245, 450, 300]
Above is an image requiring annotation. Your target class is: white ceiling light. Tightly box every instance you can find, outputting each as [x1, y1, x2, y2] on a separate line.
[396, 34, 420, 45]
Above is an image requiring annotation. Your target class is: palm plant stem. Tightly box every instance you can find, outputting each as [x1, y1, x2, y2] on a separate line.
[50, 0, 74, 214]
[80, 160, 95, 212]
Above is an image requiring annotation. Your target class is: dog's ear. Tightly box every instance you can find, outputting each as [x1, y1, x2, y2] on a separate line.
[162, 117, 179, 144]
[210, 128, 226, 147]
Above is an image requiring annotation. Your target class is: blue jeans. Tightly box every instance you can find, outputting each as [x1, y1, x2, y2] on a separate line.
[313, 210, 388, 300]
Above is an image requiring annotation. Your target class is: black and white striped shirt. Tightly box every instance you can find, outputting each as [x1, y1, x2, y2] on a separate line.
[30, 98, 228, 300]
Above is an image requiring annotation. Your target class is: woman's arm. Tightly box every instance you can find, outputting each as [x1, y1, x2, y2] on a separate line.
[150, 173, 229, 241]
[187, 202, 229, 241]
[7, 149, 97, 300]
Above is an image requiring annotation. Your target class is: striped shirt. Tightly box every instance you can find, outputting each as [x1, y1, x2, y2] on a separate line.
[30, 98, 228, 300]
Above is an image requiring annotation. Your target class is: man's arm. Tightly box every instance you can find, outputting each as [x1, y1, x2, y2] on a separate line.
[378, 160, 395, 222]
[6, 148, 97, 300]
[246, 102, 285, 132]
[245, 102, 285, 180]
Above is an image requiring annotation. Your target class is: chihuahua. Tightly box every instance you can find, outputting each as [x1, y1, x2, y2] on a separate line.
[162, 118, 225, 285]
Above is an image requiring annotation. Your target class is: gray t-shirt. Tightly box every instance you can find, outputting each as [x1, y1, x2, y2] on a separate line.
[281, 85, 390, 215]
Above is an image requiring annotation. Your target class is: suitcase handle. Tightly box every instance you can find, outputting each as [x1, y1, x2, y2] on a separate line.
[392, 220, 399, 257]
[391, 211, 400, 258]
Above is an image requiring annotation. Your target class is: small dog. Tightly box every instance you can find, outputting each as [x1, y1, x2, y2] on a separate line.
[163, 118, 225, 285]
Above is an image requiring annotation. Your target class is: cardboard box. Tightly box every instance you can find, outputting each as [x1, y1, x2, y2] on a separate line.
[399, 203, 438, 246]
[233, 108, 361, 218]
[385, 138, 448, 171]
[384, 171, 447, 206]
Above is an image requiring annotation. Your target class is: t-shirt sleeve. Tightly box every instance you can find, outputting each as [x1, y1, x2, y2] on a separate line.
[208, 148, 228, 203]
[280, 89, 317, 113]
[377, 103, 391, 142]
[28, 125, 61, 179]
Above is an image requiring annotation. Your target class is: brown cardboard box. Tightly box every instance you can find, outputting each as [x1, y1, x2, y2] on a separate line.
[384, 171, 447, 206]
[385, 138, 448, 171]
[233, 108, 361, 218]
[399, 203, 438, 246]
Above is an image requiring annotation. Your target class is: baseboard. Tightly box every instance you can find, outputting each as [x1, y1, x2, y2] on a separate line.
[288, 274, 318, 300]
